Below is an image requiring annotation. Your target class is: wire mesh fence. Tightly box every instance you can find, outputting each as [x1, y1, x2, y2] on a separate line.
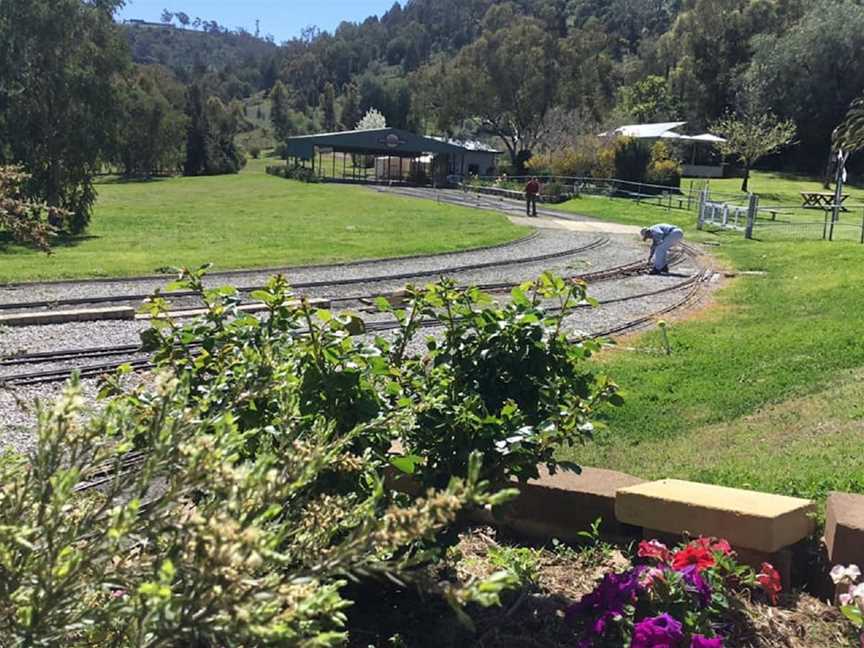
[696, 186, 864, 243]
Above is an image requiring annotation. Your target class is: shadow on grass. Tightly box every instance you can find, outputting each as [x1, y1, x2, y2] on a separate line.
[96, 175, 171, 186]
[0, 231, 101, 254]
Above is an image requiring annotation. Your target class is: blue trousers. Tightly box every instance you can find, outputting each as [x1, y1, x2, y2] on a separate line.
[653, 230, 683, 270]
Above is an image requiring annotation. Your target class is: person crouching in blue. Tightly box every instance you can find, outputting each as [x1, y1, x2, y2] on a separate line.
[640, 224, 684, 275]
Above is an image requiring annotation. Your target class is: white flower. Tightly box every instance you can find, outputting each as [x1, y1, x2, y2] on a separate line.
[840, 592, 853, 606]
[851, 583, 864, 600]
[830, 564, 862, 584]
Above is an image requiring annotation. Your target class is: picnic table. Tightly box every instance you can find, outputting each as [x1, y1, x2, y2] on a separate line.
[801, 191, 849, 211]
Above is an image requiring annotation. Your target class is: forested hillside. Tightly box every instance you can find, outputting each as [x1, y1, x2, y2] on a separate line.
[119, 0, 864, 172]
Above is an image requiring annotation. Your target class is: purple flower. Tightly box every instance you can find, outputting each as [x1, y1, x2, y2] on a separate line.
[679, 565, 712, 607]
[566, 569, 642, 635]
[690, 636, 723, 648]
[631, 613, 683, 648]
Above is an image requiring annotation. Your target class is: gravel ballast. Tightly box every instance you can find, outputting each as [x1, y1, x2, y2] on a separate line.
[0, 199, 712, 453]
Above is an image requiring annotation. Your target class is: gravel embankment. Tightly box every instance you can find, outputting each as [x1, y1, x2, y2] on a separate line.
[0, 228, 614, 307]
[0, 272, 706, 453]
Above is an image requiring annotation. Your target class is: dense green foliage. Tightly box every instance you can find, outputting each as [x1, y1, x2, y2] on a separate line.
[0, 378, 510, 645]
[183, 84, 246, 176]
[138, 268, 619, 490]
[112, 65, 188, 176]
[0, 0, 129, 233]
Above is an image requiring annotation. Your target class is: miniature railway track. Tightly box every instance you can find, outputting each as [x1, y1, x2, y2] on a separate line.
[0, 248, 710, 387]
[0, 236, 610, 314]
[69, 267, 714, 496]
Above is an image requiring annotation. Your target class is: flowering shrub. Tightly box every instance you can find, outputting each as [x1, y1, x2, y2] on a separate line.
[0, 377, 517, 645]
[0, 165, 70, 251]
[566, 537, 782, 647]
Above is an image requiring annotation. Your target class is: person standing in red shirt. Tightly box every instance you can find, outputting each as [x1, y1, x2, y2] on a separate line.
[525, 177, 540, 217]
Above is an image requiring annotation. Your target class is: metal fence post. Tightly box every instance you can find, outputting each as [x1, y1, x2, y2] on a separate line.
[744, 193, 758, 239]
[696, 188, 707, 230]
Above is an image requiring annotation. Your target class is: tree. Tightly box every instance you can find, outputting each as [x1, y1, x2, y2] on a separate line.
[0, 0, 130, 234]
[160, 9, 174, 24]
[743, 0, 864, 167]
[618, 76, 678, 123]
[183, 84, 246, 176]
[0, 166, 70, 252]
[322, 82, 338, 131]
[420, 19, 559, 171]
[711, 112, 797, 192]
[835, 97, 864, 155]
[269, 81, 295, 143]
[113, 66, 187, 176]
[356, 108, 387, 131]
[340, 84, 362, 131]
[175, 11, 191, 27]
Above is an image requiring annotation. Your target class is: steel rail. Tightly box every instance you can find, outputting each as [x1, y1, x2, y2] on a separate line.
[0, 237, 610, 314]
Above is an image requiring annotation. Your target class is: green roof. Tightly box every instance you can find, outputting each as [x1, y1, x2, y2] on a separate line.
[285, 128, 467, 160]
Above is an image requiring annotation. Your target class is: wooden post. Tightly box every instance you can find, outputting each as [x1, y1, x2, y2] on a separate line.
[744, 193, 758, 240]
[859, 209, 864, 244]
[696, 188, 707, 230]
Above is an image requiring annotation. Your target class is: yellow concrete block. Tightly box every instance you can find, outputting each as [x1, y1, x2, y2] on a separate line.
[615, 479, 815, 553]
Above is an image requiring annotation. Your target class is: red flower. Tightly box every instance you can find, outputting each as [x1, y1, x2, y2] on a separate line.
[757, 562, 782, 605]
[638, 540, 672, 563]
[692, 537, 733, 556]
[672, 545, 716, 572]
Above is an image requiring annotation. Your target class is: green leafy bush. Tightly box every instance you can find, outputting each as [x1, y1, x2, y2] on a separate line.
[266, 164, 319, 183]
[136, 268, 619, 490]
[541, 181, 565, 200]
[377, 273, 620, 488]
[613, 136, 651, 184]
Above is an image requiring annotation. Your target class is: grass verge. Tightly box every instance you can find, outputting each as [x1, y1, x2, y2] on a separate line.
[556, 191, 864, 501]
[0, 159, 528, 282]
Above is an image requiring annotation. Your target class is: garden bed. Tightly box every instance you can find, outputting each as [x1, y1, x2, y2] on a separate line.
[345, 527, 856, 647]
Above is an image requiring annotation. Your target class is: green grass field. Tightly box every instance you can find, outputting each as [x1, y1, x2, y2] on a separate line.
[556, 180, 864, 502]
[0, 159, 528, 282]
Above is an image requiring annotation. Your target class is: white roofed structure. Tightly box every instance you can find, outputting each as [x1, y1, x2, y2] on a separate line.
[601, 122, 727, 177]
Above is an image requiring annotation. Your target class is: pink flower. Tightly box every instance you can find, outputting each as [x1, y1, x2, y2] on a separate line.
[638, 540, 672, 563]
[757, 562, 782, 605]
[639, 567, 666, 590]
[692, 537, 733, 556]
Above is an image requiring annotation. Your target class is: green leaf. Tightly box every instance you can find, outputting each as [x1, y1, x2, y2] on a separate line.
[390, 454, 425, 475]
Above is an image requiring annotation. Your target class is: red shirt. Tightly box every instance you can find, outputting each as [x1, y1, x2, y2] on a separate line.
[525, 180, 540, 196]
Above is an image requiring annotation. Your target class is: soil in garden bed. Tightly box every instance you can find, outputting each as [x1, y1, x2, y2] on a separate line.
[344, 527, 858, 647]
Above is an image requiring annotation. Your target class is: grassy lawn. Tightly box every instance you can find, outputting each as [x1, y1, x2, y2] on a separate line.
[556, 187, 864, 502]
[707, 170, 864, 205]
[0, 158, 528, 282]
